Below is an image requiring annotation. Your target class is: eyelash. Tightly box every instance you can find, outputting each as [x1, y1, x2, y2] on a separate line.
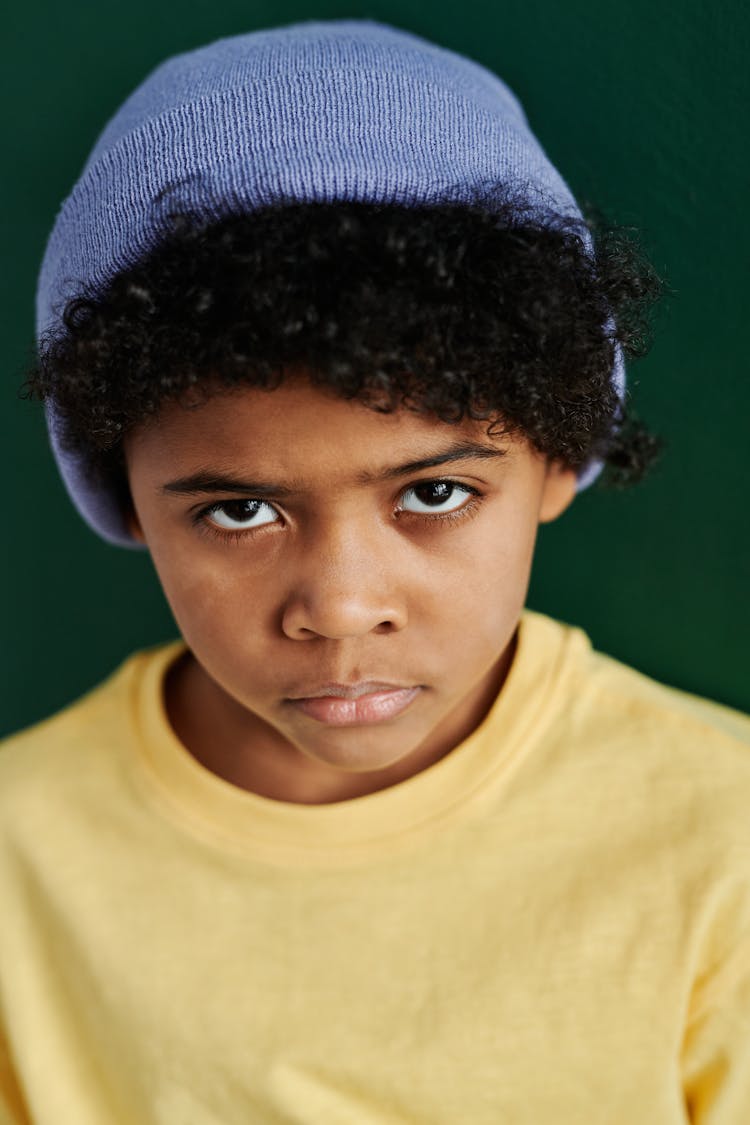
[191, 478, 484, 543]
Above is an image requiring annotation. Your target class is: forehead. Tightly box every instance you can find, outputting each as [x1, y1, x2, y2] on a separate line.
[125, 376, 533, 487]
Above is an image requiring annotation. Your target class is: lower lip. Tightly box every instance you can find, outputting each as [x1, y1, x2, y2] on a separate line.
[288, 687, 421, 726]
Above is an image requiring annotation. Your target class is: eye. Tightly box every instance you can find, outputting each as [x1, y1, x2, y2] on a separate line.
[202, 499, 280, 530]
[398, 480, 476, 515]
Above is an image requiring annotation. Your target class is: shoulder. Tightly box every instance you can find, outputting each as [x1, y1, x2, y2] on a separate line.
[523, 608, 749, 745]
[0, 642, 182, 821]
[524, 614, 750, 960]
[523, 608, 750, 812]
[546, 611, 750, 855]
[580, 635, 749, 749]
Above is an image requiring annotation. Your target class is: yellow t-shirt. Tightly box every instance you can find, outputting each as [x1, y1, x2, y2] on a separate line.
[1, 609, 749, 1124]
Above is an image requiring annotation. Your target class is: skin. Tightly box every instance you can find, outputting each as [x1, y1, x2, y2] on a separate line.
[124, 375, 578, 805]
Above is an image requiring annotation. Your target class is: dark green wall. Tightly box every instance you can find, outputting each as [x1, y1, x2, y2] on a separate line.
[3, 0, 748, 736]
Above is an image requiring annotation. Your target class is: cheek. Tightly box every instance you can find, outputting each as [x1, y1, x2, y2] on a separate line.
[149, 543, 273, 648]
[450, 517, 537, 639]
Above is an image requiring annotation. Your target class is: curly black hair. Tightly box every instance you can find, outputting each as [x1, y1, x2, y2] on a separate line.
[26, 188, 667, 497]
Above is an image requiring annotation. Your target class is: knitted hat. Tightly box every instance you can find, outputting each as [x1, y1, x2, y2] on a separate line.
[36, 18, 625, 546]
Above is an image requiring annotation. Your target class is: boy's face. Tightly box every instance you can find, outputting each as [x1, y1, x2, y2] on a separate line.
[125, 375, 578, 803]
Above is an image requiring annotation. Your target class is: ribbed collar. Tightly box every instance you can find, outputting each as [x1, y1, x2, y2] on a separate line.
[129, 609, 583, 867]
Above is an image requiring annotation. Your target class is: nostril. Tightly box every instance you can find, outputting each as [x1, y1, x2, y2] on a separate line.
[280, 594, 407, 640]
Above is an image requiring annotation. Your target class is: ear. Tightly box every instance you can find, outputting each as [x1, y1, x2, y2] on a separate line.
[125, 504, 146, 544]
[538, 459, 579, 524]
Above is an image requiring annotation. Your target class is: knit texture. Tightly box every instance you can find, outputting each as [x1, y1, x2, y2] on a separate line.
[36, 18, 625, 545]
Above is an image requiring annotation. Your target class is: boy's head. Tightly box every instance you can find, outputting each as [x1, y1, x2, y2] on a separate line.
[27, 19, 666, 798]
[30, 18, 663, 549]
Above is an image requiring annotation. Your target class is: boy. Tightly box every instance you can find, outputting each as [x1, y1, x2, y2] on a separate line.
[3, 17, 749, 1123]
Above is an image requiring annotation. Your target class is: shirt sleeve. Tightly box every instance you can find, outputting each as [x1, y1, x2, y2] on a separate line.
[681, 947, 750, 1121]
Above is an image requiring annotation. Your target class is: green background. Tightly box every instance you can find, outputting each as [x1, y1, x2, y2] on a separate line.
[2, 0, 748, 737]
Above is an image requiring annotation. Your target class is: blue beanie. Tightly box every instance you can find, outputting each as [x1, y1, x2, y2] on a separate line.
[36, 17, 625, 546]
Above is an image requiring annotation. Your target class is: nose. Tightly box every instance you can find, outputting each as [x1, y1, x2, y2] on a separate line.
[280, 520, 408, 640]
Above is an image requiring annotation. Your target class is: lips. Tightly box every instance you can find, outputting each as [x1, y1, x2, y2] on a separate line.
[289, 681, 413, 701]
[286, 684, 422, 726]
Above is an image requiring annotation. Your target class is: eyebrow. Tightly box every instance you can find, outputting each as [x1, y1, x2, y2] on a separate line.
[161, 440, 509, 498]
